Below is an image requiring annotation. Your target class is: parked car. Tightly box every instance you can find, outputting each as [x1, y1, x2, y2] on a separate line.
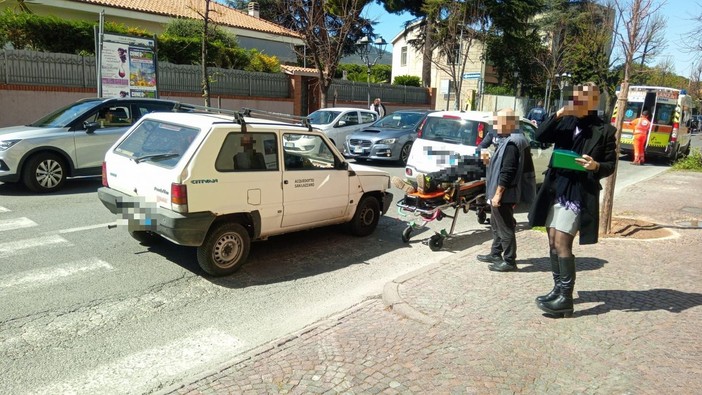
[304, 107, 378, 152]
[98, 110, 393, 276]
[344, 109, 435, 165]
[404, 111, 552, 185]
[0, 97, 192, 192]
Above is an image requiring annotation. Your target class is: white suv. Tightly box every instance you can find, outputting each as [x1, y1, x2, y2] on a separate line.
[98, 110, 393, 276]
[306, 107, 378, 152]
[405, 111, 552, 184]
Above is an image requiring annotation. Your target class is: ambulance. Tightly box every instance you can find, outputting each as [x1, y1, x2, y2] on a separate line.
[611, 85, 694, 162]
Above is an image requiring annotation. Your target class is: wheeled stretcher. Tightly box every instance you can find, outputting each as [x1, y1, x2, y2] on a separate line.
[396, 178, 490, 251]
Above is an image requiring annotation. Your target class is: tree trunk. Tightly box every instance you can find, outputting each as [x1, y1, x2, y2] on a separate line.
[422, 19, 433, 88]
[600, 81, 629, 236]
[201, 0, 211, 107]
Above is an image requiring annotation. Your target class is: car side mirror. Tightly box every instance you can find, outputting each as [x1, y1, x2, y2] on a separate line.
[338, 160, 349, 170]
[336, 120, 347, 127]
[84, 121, 100, 133]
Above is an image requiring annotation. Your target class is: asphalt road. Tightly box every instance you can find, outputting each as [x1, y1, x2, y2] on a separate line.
[1, 136, 698, 394]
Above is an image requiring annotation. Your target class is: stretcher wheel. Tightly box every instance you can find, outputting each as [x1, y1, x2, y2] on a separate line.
[401, 226, 412, 243]
[429, 234, 444, 251]
[477, 210, 488, 224]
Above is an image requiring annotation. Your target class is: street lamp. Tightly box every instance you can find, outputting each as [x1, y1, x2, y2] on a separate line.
[356, 35, 387, 107]
[557, 72, 572, 108]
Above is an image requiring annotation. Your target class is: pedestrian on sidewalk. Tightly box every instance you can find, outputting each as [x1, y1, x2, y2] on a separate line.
[476, 108, 536, 272]
[629, 109, 651, 165]
[528, 82, 617, 318]
[527, 100, 547, 127]
[370, 97, 386, 117]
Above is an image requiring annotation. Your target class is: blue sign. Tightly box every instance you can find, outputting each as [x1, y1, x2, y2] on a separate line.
[463, 72, 481, 80]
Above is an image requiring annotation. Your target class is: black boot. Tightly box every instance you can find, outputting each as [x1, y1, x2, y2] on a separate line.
[535, 252, 560, 303]
[537, 256, 575, 318]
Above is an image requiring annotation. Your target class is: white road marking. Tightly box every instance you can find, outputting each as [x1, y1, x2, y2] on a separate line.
[31, 328, 243, 395]
[0, 217, 37, 232]
[0, 258, 113, 293]
[0, 206, 9, 212]
[0, 235, 70, 258]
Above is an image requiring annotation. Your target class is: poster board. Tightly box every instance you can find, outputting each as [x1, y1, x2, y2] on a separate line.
[100, 33, 158, 98]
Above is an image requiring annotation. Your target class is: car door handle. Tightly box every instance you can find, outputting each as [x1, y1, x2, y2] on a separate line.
[284, 180, 289, 184]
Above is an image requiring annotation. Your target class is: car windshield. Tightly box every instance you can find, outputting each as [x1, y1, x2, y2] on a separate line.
[29, 100, 102, 128]
[307, 110, 341, 125]
[114, 119, 200, 167]
[372, 112, 425, 129]
[422, 117, 482, 146]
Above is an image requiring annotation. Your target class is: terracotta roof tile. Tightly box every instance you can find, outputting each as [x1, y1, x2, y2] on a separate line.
[68, 0, 301, 38]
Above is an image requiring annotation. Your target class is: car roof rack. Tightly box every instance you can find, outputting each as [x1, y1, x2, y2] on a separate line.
[172, 103, 312, 133]
[241, 108, 312, 131]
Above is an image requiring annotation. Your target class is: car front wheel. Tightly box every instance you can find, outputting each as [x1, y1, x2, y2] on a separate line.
[197, 222, 250, 276]
[399, 142, 412, 165]
[22, 152, 67, 193]
[348, 195, 380, 237]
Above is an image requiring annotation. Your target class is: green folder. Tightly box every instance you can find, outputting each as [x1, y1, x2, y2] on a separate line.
[551, 149, 586, 172]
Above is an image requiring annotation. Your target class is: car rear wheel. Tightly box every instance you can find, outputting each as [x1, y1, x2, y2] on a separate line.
[22, 152, 67, 193]
[348, 195, 380, 237]
[197, 222, 250, 276]
[399, 142, 412, 165]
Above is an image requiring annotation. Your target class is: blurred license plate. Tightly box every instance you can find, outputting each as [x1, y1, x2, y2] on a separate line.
[353, 147, 363, 154]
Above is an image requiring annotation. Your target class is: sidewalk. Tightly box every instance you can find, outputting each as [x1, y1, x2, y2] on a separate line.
[170, 171, 702, 395]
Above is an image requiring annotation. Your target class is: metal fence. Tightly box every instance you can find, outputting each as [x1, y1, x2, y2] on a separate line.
[1, 49, 429, 104]
[330, 79, 429, 105]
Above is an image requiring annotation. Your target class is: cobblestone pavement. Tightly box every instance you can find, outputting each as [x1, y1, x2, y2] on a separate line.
[169, 171, 702, 395]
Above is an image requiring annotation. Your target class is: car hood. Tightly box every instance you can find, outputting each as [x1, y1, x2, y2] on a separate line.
[0, 125, 65, 139]
[350, 128, 410, 139]
[349, 162, 390, 177]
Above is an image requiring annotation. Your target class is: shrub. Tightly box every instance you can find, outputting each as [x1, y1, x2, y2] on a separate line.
[393, 75, 421, 86]
[672, 147, 702, 171]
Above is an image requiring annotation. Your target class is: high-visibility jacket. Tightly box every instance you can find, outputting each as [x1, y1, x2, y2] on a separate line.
[630, 117, 650, 135]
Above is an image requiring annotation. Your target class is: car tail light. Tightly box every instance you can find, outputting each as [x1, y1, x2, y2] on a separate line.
[171, 183, 188, 212]
[476, 123, 485, 145]
[417, 118, 428, 138]
[442, 114, 461, 119]
[405, 167, 413, 176]
[671, 122, 679, 142]
[101, 162, 108, 187]
[610, 116, 616, 125]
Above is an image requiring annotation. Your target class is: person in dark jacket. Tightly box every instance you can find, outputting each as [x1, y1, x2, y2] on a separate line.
[527, 101, 547, 126]
[477, 108, 536, 272]
[528, 82, 617, 318]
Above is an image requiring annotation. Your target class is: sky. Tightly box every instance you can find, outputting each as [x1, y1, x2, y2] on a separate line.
[361, 0, 701, 78]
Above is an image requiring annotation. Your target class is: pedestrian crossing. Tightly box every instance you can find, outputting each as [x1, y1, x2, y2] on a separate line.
[0, 204, 243, 394]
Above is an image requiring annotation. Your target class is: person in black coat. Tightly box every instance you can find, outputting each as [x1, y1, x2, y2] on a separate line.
[528, 82, 617, 318]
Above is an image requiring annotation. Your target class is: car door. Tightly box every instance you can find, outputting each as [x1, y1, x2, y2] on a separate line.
[72, 102, 136, 170]
[326, 110, 360, 151]
[520, 120, 551, 184]
[281, 133, 350, 228]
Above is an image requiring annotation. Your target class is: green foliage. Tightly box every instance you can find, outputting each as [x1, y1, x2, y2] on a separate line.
[393, 75, 422, 86]
[335, 64, 391, 83]
[245, 49, 281, 72]
[484, 84, 514, 95]
[672, 148, 702, 171]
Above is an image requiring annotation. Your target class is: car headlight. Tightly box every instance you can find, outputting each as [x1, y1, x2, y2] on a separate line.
[0, 139, 21, 151]
[377, 138, 396, 144]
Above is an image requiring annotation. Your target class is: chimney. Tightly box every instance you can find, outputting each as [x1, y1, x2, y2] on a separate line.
[248, 2, 260, 18]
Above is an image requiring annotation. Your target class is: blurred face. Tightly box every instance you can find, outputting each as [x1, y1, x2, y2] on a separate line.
[565, 84, 600, 113]
[493, 109, 518, 135]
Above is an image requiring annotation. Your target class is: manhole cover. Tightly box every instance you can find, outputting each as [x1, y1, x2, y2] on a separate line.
[681, 207, 702, 215]
[674, 219, 702, 229]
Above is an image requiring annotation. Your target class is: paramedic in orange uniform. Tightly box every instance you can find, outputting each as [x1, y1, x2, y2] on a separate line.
[629, 110, 651, 165]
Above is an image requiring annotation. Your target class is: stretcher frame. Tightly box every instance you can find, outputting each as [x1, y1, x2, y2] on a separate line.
[396, 179, 490, 251]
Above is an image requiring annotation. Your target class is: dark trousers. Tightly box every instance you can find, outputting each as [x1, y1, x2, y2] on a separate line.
[489, 204, 517, 264]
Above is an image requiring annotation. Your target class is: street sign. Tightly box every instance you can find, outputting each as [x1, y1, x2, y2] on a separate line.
[462, 72, 481, 80]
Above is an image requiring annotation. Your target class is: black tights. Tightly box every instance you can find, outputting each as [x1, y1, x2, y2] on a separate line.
[547, 227, 575, 258]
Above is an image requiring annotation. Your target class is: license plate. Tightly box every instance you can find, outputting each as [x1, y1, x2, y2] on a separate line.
[285, 142, 294, 148]
[354, 147, 364, 154]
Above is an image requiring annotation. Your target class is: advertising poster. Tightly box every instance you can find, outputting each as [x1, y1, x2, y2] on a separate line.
[100, 33, 158, 98]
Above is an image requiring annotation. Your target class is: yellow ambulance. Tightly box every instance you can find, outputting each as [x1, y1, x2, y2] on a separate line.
[611, 85, 694, 162]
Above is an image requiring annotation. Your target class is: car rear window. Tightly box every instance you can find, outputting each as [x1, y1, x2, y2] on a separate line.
[422, 117, 484, 146]
[114, 119, 199, 167]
